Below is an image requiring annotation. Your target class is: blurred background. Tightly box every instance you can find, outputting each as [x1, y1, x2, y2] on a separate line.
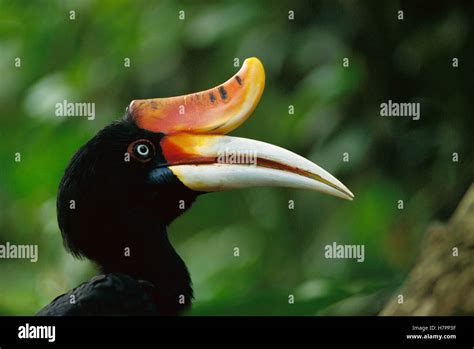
[0, 0, 472, 315]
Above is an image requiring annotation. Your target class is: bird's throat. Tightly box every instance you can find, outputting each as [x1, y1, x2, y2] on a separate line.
[98, 222, 193, 315]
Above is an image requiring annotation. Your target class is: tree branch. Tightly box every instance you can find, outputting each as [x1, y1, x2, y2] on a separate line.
[381, 184, 474, 315]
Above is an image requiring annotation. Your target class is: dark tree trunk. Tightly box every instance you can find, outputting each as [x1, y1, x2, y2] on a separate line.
[381, 184, 474, 316]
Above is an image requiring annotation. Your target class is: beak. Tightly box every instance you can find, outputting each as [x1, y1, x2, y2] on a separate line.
[160, 134, 354, 200]
[127, 57, 354, 200]
[128, 57, 265, 134]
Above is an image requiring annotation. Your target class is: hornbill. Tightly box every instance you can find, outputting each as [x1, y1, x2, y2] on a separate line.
[37, 58, 353, 316]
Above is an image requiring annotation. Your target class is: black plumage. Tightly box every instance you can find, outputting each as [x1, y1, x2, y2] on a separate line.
[37, 273, 159, 316]
[38, 120, 198, 316]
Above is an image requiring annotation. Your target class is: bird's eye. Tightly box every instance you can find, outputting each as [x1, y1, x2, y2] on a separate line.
[136, 144, 149, 157]
[129, 140, 155, 162]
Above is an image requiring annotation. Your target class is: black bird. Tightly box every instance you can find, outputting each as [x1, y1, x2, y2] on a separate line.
[37, 58, 353, 316]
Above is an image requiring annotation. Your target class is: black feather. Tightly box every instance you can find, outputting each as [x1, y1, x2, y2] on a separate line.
[39, 120, 198, 315]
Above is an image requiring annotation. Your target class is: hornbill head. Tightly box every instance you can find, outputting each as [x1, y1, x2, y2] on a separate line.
[57, 58, 353, 311]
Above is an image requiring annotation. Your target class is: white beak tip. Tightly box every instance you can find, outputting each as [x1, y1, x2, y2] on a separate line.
[342, 188, 355, 201]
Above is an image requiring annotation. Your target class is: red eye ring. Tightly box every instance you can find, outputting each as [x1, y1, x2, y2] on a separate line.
[128, 139, 156, 162]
